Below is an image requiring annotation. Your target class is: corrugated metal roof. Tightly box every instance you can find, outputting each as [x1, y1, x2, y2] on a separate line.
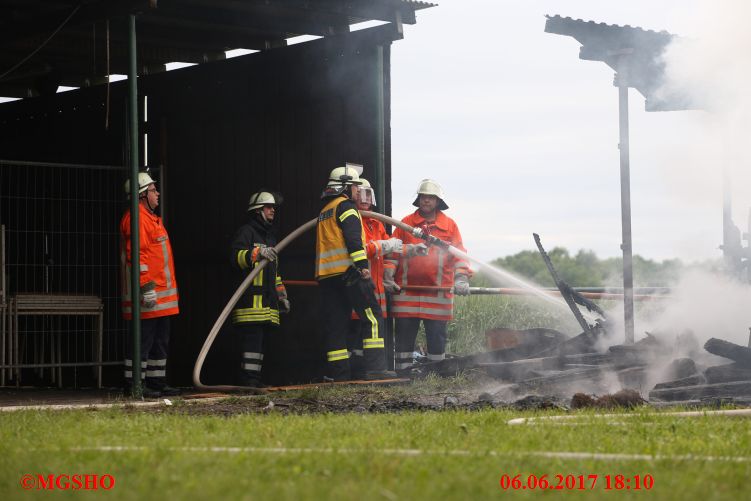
[0, 0, 436, 99]
[545, 14, 672, 37]
[401, 0, 438, 9]
[545, 14, 694, 111]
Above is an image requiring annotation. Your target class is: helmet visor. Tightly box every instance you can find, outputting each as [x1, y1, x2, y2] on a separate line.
[357, 186, 376, 206]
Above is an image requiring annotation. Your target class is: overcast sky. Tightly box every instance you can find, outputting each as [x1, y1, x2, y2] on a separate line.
[389, 0, 747, 263]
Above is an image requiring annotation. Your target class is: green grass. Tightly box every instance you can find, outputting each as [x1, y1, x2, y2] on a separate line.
[1, 395, 749, 500]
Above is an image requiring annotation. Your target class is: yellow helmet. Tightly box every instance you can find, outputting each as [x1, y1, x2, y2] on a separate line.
[412, 178, 448, 210]
[124, 172, 155, 196]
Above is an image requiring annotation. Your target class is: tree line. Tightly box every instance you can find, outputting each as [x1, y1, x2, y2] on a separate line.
[472, 247, 721, 288]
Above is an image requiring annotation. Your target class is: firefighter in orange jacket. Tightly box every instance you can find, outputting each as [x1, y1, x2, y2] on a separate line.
[316, 165, 394, 381]
[386, 179, 471, 375]
[120, 172, 180, 397]
[347, 178, 418, 378]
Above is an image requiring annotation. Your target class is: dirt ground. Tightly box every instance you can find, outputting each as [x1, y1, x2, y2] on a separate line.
[3, 375, 744, 415]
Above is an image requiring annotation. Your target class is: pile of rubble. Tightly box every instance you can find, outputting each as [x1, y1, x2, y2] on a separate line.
[649, 337, 751, 403]
[419, 234, 751, 406]
[414, 327, 751, 406]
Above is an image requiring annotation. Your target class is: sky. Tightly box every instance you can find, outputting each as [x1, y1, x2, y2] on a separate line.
[389, 0, 750, 263]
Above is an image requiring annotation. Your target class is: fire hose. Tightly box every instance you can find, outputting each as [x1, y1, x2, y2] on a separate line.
[192, 210, 657, 390]
[192, 218, 317, 392]
[192, 210, 435, 391]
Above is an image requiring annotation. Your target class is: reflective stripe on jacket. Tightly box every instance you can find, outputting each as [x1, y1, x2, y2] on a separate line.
[386, 210, 470, 321]
[120, 204, 179, 320]
[230, 216, 283, 326]
[315, 196, 367, 279]
[351, 215, 389, 319]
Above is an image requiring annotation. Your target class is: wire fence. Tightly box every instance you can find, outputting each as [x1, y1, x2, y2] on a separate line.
[0, 159, 127, 387]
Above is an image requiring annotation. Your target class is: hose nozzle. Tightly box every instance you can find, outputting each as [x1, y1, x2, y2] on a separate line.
[411, 227, 450, 249]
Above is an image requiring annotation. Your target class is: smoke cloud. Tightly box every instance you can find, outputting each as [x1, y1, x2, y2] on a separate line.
[641, 269, 751, 348]
[657, 0, 751, 220]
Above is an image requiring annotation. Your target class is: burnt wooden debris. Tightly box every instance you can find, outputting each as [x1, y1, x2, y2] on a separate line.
[423, 246, 751, 404]
[411, 325, 751, 404]
[533, 233, 607, 334]
[703, 338, 751, 367]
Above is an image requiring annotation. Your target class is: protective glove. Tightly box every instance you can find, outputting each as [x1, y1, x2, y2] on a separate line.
[453, 274, 470, 296]
[141, 289, 157, 308]
[405, 243, 429, 257]
[378, 238, 403, 255]
[278, 297, 291, 314]
[258, 246, 277, 262]
[383, 267, 401, 293]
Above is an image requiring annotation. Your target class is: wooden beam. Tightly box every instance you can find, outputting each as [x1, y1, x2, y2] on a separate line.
[0, 0, 154, 45]
[154, 0, 351, 37]
[136, 15, 286, 51]
[222, 0, 420, 25]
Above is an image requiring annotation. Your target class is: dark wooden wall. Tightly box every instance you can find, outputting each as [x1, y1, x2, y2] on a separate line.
[0, 27, 394, 386]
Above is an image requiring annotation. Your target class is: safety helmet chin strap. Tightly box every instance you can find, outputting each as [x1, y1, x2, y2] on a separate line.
[139, 191, 157, 213]
[254, 208, 274, 227]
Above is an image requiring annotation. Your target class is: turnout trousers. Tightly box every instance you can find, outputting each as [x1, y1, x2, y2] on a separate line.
[320, 275, 386, 381]
[394, 318, 447, 373]
[233, 323, 271, 385]
[124, 316, 171, 389]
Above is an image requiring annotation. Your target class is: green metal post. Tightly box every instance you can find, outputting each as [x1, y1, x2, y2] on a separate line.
[128, 14, 142, 397]
[374, 46, 386, 211]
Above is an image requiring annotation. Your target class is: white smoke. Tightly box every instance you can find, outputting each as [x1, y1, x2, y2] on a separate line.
[641, 269, 751, 348]
[657, 0, 751, 219]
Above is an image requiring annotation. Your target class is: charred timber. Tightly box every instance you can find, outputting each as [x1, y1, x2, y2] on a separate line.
[703, 364, 751, 384]
[703, 338, 751, 368]
[533, 233, 601, 334]
[535, 326, 605, 358]
[649, 380, 751, 401]
[516, 367, 604, 391]
[651, 373, 707, 390]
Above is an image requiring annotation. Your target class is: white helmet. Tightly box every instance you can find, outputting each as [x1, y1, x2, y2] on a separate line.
[124, 172, 156, 196]
[247, 191, 282, 212]
[326, 163, 363, 187]
[413, 178, 448, 210]
[357, 178, 376, 207]
[321, 163, 363, 199]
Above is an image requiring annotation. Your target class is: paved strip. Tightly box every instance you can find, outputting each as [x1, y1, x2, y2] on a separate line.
[0, 397, 227, 412]
[60, 446, 751, 463]
[507, 408, 751, 425]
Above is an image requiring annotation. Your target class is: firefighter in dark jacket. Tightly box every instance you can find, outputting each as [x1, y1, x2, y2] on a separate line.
[315, 164, 395, 381]
[230, 190, 290, 387]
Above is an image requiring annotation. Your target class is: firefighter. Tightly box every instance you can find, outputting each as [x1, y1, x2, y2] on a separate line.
[316, 165, 394, 381]
[229, 190, 289, 388]
[386, 179, 471, 376]
[120, 171, 181, 397]
[347, 178, 408, 378]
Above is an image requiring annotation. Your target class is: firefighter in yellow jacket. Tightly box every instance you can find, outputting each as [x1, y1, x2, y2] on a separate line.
[316, 164, 395, 381]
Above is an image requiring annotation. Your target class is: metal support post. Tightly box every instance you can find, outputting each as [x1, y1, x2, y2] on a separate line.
[374, 45, 386, 211]
[128, 13, 142, 397]
[617, 70, 635, 345]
